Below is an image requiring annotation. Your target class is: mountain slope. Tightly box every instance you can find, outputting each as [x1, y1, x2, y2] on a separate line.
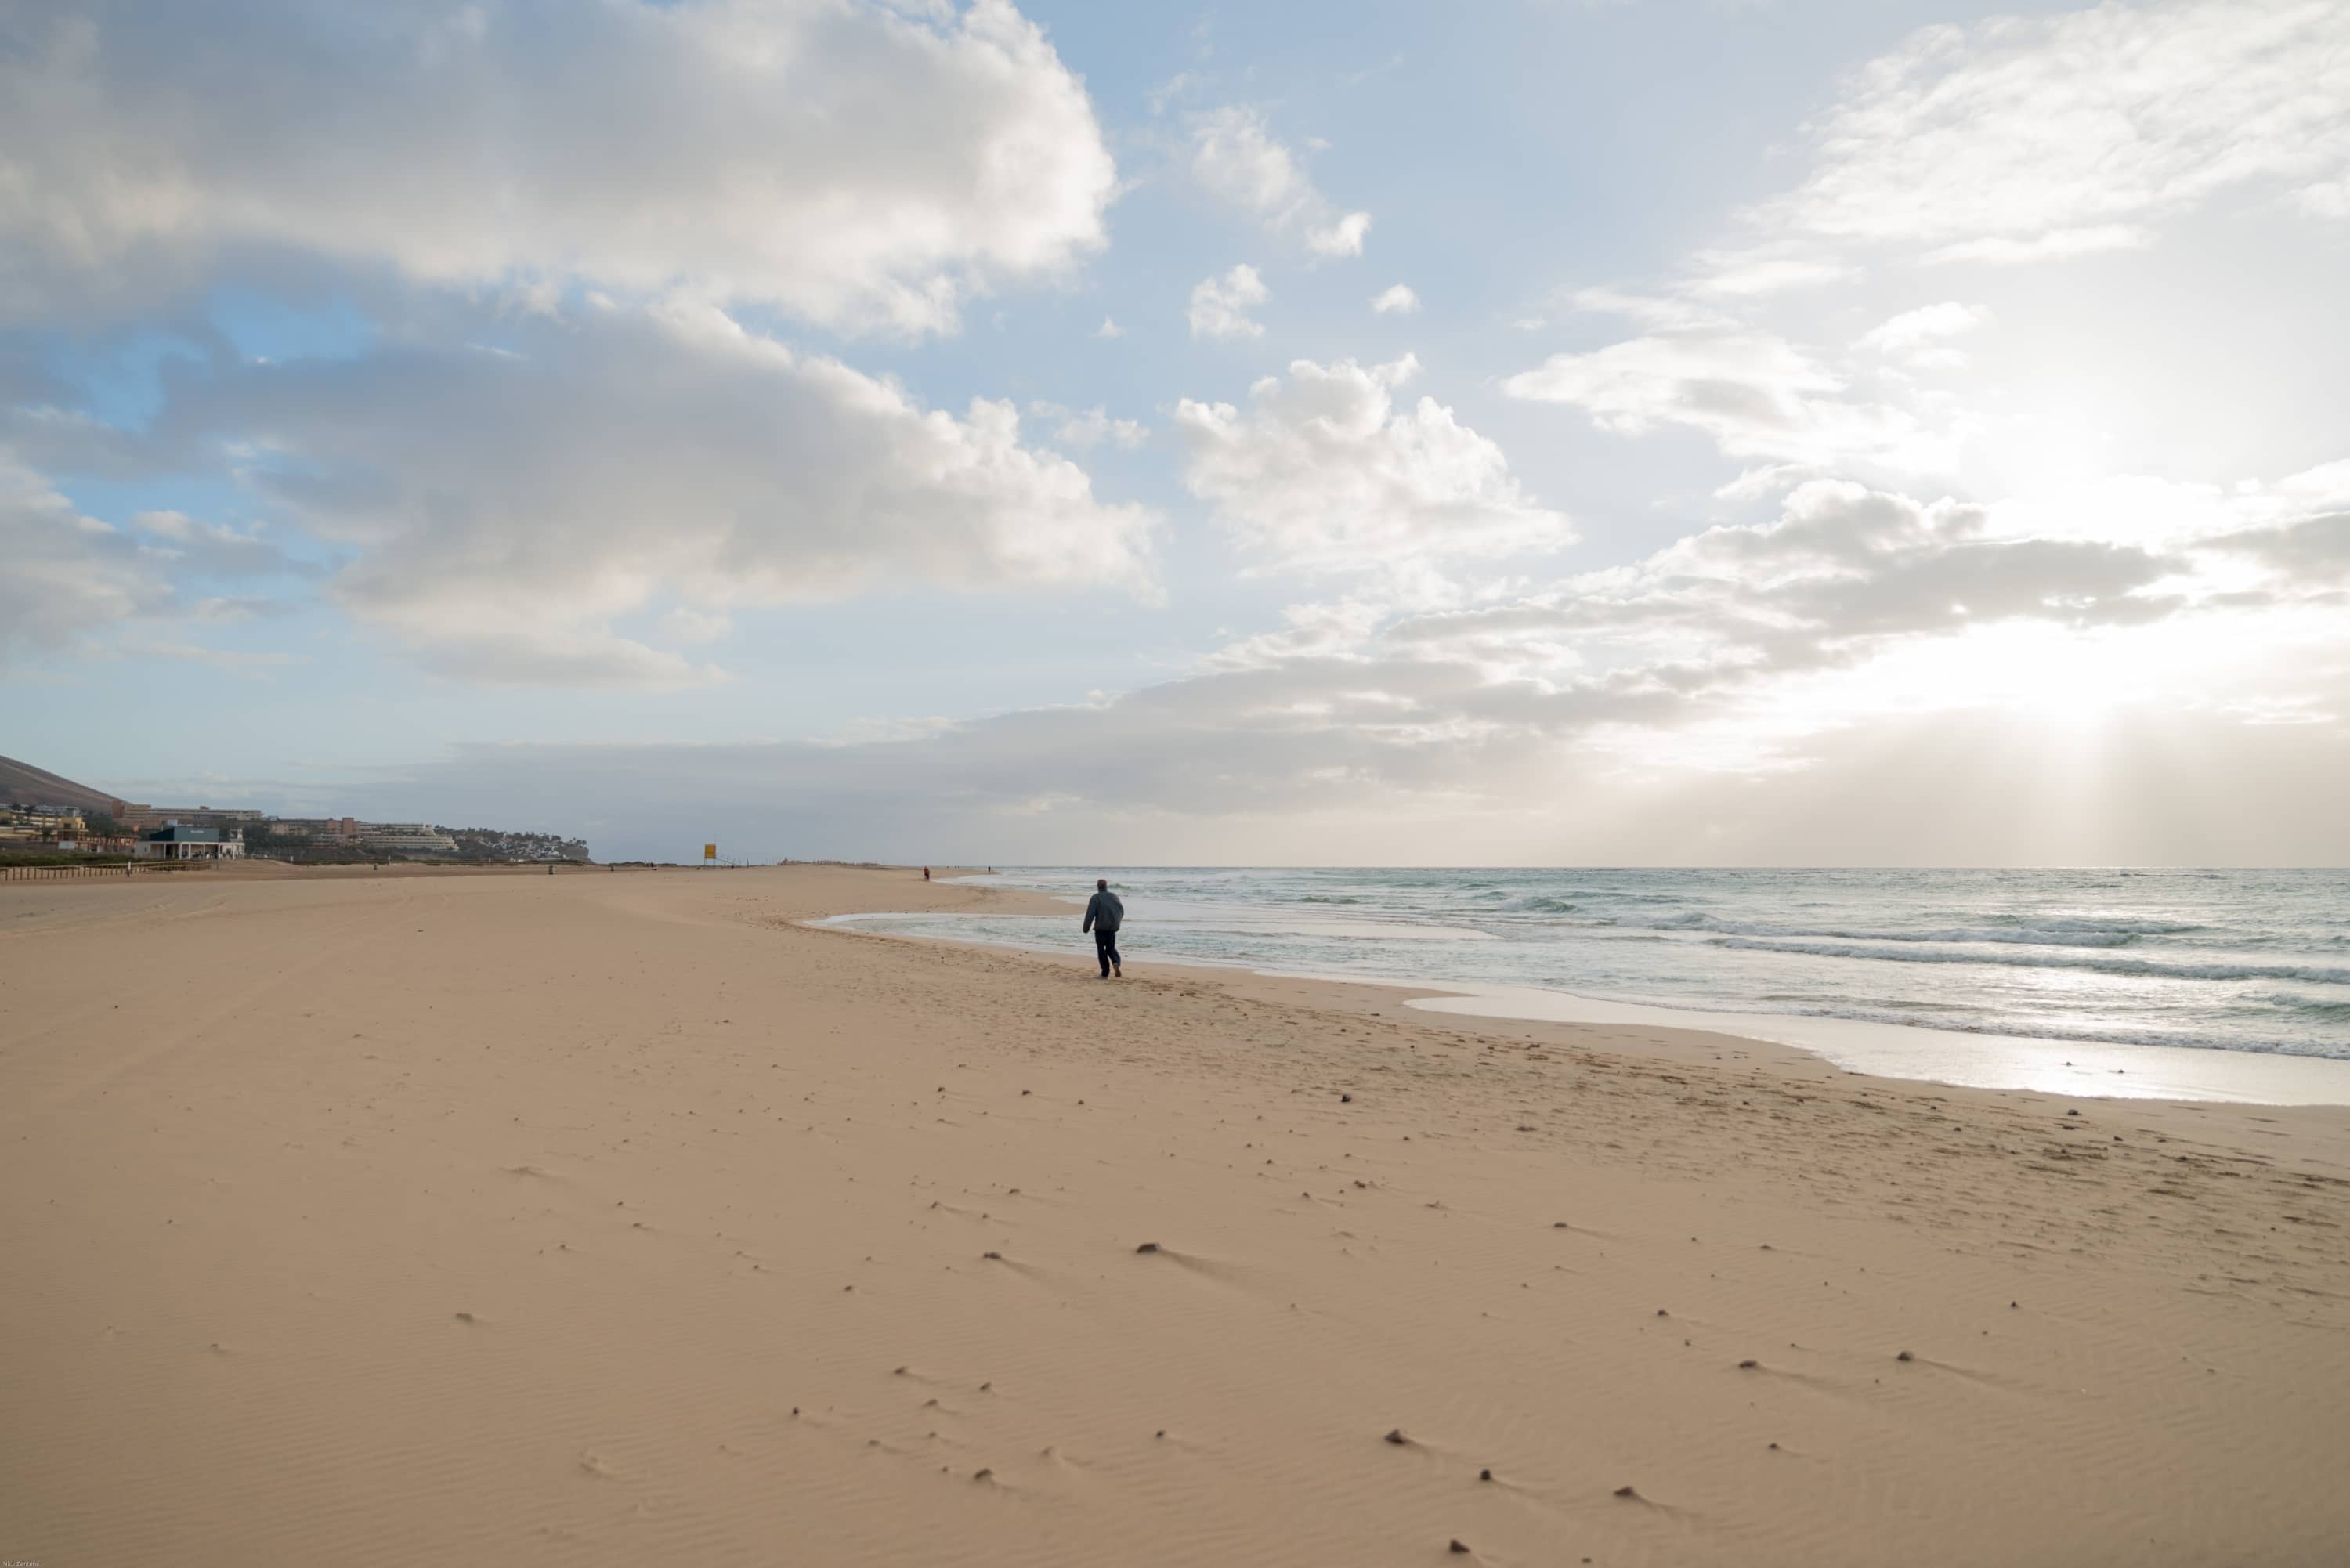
[0, 755, 132, 814]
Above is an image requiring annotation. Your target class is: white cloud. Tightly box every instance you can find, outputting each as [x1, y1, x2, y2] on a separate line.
[1371, 284, 1420, 315]
[1173, 354, 1574, 573]
[1191, 107, 1313, 217]
[1622, 479, 2175, 638]
[1504, 327, 1956, 475]
[1188, 105, 1371, 257]
[1188, 264, 1270, 340]
[0, 457, 327, 663]
[1698, 0, 2350, 289]
[2209, 509, 2350, 581]
[1855, 302, 1990, 370]
[1094, 316, 1124, 339]
[374, 474, 2350, 864]
[1569, 289, 1732, 332]
[1925, 226, 2148, 267]
[1856, 302, 1989, 358]
[658, 607, 736, 646]
[166, 302, 1157, 687]
[1307, 212, 1372, 258]
[1033, 403, 1148, 450]
[0, 454, 157, 657]
[128, 509, 301, 578]
[0, 0, 1117, 335]
[1686, 251, 1856, 299]
[1521, 2, 2350, 498]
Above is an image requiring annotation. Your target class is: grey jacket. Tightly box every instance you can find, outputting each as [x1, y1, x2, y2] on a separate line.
[1083, 890, 1124, 934]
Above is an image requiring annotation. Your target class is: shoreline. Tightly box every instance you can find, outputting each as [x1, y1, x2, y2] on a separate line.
[822, 904, 2350, 1109]
[9, 862, 2350, 1566]
[805, 886, 2350, 1170]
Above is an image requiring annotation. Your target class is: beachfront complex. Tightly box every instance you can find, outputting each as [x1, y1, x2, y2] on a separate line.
[0, 754, 587, 865]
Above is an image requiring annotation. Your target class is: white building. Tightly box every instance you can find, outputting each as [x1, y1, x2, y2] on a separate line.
[132, 823, 245, 860]
[356, 823, 461, 855]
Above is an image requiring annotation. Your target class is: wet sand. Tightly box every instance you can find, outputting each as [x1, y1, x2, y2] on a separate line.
[4, 862, 2348, 1566]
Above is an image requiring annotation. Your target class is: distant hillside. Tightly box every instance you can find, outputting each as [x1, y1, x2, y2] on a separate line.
[0, 754, 132, 813]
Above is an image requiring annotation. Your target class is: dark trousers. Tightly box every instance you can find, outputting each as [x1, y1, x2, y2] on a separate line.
[1094, 928, 1122, 975]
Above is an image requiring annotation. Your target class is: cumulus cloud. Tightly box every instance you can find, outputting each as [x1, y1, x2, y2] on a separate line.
[1504, 327, 1956, 475]
[1188, 105, 1371, 257]
[1307, 214, 1372, 258]
[157, 302, 1156, 686]
[1375, 479, 2188, 711]
[1625, 479, 2180, 643]
[1371, 284, 1420, 315]
[1188, 265, 1270, 340]
[1190, 107, 1311, 217]
[1697, 0, 2350, 290]
[1032, 404, 1148, 450]
[1173, 354, 1574, 574]
[0, 0, 1116, 334]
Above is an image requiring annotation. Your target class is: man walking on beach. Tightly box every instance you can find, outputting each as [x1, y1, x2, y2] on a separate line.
[1083, 877, 1123, 979]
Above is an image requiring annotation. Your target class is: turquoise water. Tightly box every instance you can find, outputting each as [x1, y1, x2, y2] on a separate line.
[844, 868, 2350, 1062]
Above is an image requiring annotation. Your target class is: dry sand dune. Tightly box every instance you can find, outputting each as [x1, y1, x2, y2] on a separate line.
[4, 864, 2348, 1566]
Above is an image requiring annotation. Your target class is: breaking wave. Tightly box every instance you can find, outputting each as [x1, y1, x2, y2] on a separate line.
[1712, 936, 2350, 988]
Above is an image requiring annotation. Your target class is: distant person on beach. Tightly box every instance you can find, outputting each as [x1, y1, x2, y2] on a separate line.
[922, 866, 930, 880]
[1083, 877, 1123, 979]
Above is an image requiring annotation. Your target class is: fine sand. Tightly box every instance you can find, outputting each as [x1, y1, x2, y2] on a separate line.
[5, 863, 2348, 1567]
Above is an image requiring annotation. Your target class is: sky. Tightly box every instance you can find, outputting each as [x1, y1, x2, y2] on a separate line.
[2, 0, 2347, 865]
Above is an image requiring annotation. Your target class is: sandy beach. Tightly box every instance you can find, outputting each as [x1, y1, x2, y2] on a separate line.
[5, 862, 2348, 1567]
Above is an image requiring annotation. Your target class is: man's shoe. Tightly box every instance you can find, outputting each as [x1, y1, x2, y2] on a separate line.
[1112, 961, 1122, 977]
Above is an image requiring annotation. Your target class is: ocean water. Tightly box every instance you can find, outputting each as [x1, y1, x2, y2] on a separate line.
[841, 867, 2350, 1064]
